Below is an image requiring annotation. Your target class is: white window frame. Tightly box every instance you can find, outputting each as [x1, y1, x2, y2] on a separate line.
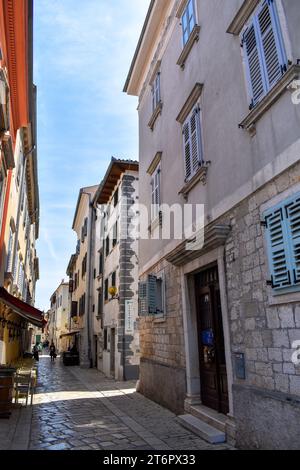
[181, 0, 197, 46]
[151, 72, 161, 113]
[151, 163, 161, 222]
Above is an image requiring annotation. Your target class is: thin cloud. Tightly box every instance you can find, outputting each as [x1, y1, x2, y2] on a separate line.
[34, 0, 149, 310]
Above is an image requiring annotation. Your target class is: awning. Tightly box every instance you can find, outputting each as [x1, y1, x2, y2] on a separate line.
[0, 287, 46, 328]
[60, 331, 80, 339]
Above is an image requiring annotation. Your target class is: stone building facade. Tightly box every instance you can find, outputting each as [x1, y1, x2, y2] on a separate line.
[0, 0, 42, 365]
[94, 159, 140, 381]
[125, 0, 300, 449]
[48, 281, 70, 353]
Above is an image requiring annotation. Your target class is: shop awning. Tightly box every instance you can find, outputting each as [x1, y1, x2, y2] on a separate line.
[0, 287, 46, 328]
[60, 331, 80, 338]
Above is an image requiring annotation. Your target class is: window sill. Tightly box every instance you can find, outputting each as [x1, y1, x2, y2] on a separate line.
[177, 25, 201, 69]
[154, 314, 166, 324]
[148, 101, 163, 131]
[179, 162, 210, 199]
[239, 65, 300, 132]
[267, 287, 300, 306]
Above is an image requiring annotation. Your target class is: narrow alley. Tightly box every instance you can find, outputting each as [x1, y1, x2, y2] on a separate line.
[5, 356, 231, 451]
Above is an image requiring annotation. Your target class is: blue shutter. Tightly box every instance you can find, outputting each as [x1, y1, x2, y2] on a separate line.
[285, 196, 300, 285]
[242, 0, 287, 107]
[138, 281, 148, 317]
[265, 208, 291, 289]
[242, 22, 265, 106]
[147, 274, 157, 315]
[257, 0, 286, 89]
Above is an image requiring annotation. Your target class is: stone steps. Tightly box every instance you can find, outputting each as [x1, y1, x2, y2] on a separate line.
[189, 404, 227, 433]
[177, 414, 226, 444]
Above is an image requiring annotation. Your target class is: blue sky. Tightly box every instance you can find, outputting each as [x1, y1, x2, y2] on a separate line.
[34, 0, 149, 311]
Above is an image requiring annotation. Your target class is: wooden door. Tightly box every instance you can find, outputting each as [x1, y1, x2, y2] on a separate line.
[110, 328, 115, 377]
[195, 266, 229, 414]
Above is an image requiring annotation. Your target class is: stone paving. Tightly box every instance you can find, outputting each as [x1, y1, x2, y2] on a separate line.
[1, 356, 232, 450]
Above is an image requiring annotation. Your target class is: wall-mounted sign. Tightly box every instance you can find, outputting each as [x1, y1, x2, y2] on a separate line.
[234, 353, 246, 380]
[125, 300, 135, 335]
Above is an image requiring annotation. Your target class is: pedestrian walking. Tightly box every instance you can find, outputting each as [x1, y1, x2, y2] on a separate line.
[49, 341, 56, 363]
[32, 344, 39, 362]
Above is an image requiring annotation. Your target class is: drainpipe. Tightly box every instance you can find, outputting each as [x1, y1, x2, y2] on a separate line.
[82, 191, 94, 368]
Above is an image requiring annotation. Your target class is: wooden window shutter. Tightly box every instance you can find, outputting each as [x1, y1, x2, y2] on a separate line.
[265, 208, 291, 289]
[6, 228, 13, 272]
[147, 274, 157, 315]
[257, 0, 286, 90]
[285, 196, 300, 286]
[242, 22, 265, 106]
[183, 120, 192, 180]
[183, 109, 202, 181]
[138, 281, 148, 317]
[242, 0, 287, 107]
[190, 108, 202, 172]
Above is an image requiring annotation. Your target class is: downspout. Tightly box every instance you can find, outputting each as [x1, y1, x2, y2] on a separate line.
[82, 191, 93, 368]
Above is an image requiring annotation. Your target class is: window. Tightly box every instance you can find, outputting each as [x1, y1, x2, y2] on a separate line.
[6, 227, 13, 272]
[71, 301, 78, 318]
[113, 188, 119, 207]
[111, 271, 116, 288]
[112, 221, 118, 248]
[152, 72, 161, 112]
[17, 262, 24, 293]
[151, 164, 161, 221]
[181, 0, 196, 46]
[263, 193, 300, 294]
[104, 328, 108, 350]
[79, 294, 86, 316]
[97, 290, 103, 316]
[84, 218, 88, 236]
[139, 274, 166, 316]
[104, 279, 109, 301]
[241, 0, 287, 108]
[82, 253, 87, 278]
[182, 107, 203, 181]
[105, 236, 110, 257]
[99, 251, 103, 275]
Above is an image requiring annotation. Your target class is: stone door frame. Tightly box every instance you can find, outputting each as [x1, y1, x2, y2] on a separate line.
[180, 246, 234, 417]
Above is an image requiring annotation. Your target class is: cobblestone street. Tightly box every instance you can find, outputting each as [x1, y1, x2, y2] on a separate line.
[10, 356, 230, 451]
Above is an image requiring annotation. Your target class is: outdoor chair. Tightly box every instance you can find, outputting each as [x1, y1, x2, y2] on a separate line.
[14, 371, 32, 406]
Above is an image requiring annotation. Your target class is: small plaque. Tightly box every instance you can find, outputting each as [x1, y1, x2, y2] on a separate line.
[235, 353, 246, 380]
[125, 300, 135, 335]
